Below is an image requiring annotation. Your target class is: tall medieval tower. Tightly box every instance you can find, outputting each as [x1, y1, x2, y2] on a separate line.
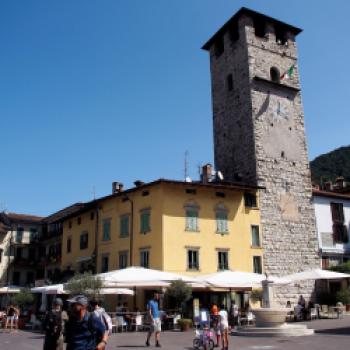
[203, 8, 320, 296]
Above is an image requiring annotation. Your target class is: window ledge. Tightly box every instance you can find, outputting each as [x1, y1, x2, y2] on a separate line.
[217, 231, 229, 235]
[187, 268, 200, 272]
[185, 229, 200, 233]
[251, 245, 262, 249]
[119, 235, 129, 239]
[245, 206, 259, 210]
[253, 76, 300, 92]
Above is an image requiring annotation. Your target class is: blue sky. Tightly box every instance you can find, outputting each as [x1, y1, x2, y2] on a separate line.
[1, 0, 349, 216]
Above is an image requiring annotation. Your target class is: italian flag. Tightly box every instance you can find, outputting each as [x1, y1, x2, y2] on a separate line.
[280, 64, 295, 80]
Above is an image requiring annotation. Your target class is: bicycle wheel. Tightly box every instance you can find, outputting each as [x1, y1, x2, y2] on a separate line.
[193, 338, 201, 349]
[208, 339, 215, 350]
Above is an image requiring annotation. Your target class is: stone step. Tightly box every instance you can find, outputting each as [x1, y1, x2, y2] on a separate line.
[232, 323, 314, 337]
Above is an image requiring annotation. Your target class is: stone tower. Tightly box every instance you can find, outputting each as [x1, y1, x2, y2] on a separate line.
[202, 8, 320, 299]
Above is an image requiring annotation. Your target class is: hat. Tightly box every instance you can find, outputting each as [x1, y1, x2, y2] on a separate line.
[53, 298, 63, 306]
[67, 295, 88, 306]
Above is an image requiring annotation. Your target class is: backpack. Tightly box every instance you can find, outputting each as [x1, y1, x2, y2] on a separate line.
[46, 311, 62, 338]
[100, 311, 113, 335]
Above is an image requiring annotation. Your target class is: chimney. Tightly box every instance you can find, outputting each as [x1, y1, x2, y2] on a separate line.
[134, 180, 145, 187]
[324, 181, 333, 191]
[112, 182, 124, 194]
[335, 176, 345, 189]
[201, 164, 213, 184]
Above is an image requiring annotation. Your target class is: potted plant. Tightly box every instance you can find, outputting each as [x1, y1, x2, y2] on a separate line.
[177, 318, 193, 331]
[250, 289, 263, 307]
[336, 288, 350, 311]
[165, 280, 192, 314]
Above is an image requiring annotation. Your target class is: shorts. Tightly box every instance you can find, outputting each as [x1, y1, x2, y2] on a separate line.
[220, 323, 229, 333]
[150, 318, 161, 333]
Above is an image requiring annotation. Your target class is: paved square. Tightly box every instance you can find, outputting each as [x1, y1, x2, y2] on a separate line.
[0, 317, 349, 350]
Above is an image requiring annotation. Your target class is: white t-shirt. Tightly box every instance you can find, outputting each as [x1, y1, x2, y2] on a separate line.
[219, 310, 229, 329]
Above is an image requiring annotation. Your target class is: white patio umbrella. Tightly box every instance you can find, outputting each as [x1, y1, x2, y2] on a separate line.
[195, 270, 290, 289]
[98, 266, 196, 287]
[31, 284, 134, 296]
[0, 285, 21, 294]
[282, 268, 350, 281]
[31, 284, 67, 295]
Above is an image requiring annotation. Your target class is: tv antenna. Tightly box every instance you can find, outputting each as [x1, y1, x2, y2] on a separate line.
[184, 150, 189, 180]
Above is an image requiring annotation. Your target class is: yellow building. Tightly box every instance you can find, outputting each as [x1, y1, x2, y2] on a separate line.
[61, 175, 263, 278]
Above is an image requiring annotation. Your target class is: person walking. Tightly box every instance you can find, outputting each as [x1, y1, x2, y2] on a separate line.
[219, 304, 229, 350]
[43, 298, 68, 350]
[5, 304, 16, 332]
[145, 292, 162, 347]
[64, 295, 108, 350]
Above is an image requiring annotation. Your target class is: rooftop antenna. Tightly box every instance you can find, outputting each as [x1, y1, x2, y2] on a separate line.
[184, 150, 189, 180]
[92, 186, 96, 200]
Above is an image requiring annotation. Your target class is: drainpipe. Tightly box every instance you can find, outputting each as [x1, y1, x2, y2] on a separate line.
[123, 196, 134, 267]
[94, 206, 99, 274]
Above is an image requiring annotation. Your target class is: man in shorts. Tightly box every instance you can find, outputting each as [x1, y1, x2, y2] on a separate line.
[145, 292, 161, 347]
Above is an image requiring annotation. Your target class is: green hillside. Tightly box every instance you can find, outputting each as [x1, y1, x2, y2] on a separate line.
[310, 146, 350, 185]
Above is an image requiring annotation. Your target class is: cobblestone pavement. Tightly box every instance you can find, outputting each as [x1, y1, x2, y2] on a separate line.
[0, 316, 349, 350]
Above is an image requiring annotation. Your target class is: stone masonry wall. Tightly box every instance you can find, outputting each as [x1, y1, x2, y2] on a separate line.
[209, 13, 320, 305]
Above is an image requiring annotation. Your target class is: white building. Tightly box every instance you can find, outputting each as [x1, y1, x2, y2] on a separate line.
[313, 190, 350, 269]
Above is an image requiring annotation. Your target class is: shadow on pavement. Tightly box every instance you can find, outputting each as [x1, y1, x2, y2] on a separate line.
[315, 327, 350, 336]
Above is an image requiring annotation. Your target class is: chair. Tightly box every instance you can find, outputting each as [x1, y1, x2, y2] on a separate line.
[131, 314, 143, 331]
[25, 314, 41, 330]
[111, 317, 118, 334]
[309, 308, 317, 320]
[116, 316, 128, 332]
[320, 305, 329, 318]
[246, 312, 255, 325]
[173, 314, 181, 330]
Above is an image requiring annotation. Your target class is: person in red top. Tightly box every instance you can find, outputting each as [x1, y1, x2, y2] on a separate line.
[210, 304, 220, 347]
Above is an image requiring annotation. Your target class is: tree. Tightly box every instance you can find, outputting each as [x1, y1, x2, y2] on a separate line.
[65, 272, 103, 299]
[329, 261, 350, 274]
[165, 280, 192, 312]
[11, 288, 34, 308]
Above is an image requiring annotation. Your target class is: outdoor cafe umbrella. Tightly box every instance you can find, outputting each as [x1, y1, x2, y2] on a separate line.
[98, 266, 196, 287]
[0, 285, 21, 294]
[282, 268, 350, 281]
[194, 270, 290, 289]
[31, 284, 134, 295]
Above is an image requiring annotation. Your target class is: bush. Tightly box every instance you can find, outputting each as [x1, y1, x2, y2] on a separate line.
[336, 289, 350, 305]
[11, 288, 34, 308]
[329, 261, 350, 274]
[250, 289, 263, 303]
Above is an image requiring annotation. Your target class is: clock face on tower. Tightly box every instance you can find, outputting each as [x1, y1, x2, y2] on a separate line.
[257, 92, 301, 161]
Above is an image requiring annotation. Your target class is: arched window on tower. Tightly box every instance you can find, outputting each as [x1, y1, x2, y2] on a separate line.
[270, 67, 280, 83]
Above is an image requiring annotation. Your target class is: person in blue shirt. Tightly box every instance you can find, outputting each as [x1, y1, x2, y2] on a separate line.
[145, 292, 162, 347]
[65, 295, 108, 350]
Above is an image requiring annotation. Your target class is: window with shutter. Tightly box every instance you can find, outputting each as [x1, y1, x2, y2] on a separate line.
[103, 219, 111, 241]
[120, 215, 129, 237]
[140, 210, 151, 233]
[186, 210, 199, 231]
[216, 211, 228, 233]
[251, 225, 260, 247]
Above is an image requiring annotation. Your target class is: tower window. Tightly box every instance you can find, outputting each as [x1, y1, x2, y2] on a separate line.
[229, 23, 239, 42]
[254, 19, 266, 38]
[227, 74, 233, 91]
[275, 26, 287, 45]
[215, 37, 224, 57]
[270, 67, 280, 83]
